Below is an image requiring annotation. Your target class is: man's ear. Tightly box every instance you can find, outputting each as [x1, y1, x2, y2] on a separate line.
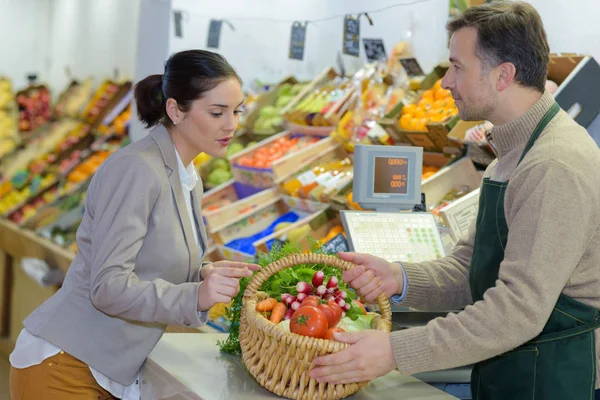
[496, 62, 517, 92]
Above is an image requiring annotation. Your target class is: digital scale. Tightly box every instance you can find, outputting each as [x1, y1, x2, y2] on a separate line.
[340, 144, 446, 263]
[340, 144, 473, 393]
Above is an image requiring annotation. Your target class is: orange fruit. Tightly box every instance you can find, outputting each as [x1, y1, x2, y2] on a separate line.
[434, 99, 450, 109]
[418, 97, 434, 109]
[414, 108, 428, 119]
[407, 117, 419, 131]
[402, 104, 417, 115]
[421, 90, 435, 102]
[435, 88, 452, 101]
[399, 114, 413, 130]
[433, 79, 443, 91]
[414, 118, 428, 132]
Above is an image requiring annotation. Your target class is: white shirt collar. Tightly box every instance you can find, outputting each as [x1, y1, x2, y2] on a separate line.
[174, 146, 199, 192]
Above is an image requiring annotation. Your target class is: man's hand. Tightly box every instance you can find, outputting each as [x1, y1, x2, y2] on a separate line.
[197, 261, 260, 311]
[310, 330, 396, 384]
[339, 252, 404, 303]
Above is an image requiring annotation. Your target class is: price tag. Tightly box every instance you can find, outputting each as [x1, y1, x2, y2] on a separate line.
[289, 22, 307, 60]
[342, 15, 360, 57]
[363, 38, 387, 62]
[399, 57, 425, 77]
[321, 233, 350, 254]
[207, 20, 222, 49]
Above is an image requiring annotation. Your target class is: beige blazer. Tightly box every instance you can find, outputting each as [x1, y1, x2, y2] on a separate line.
[24, 125, 209, 385]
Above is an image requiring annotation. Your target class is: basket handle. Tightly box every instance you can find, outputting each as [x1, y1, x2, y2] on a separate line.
[243, 253, 392, 324]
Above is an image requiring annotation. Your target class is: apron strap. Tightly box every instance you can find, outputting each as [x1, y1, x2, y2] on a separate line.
[530, 317, 600, 345]
[517, 102, 560, 166]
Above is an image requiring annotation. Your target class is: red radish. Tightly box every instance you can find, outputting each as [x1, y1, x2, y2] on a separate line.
[296, 293, 307, 303]
[281, 293, 291, 303]
[342, 302, 351, 312]
[312, 271, 325, 287]
[336, 299, 346, 309]
[291, 301, 302, 311]
[296, 281, 312, 295]
[316, 285, 328, 298]
[326, 276, 338, 293]
[284, 308, 294, 320]
[283, 295, 296, 307]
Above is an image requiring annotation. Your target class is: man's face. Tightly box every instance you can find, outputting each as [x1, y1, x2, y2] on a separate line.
[441, 27, 498, 121]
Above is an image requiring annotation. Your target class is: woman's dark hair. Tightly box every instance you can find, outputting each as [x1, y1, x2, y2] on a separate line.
[134, 50, 242, 128]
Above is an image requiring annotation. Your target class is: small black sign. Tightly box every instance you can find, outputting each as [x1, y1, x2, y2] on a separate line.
[400, 57, 426, 77]
[207, 20, 222, 49]
[173, 11, 183, 38]
[363, 38, 387, 62]
[342, 16, 360, 57]
[321, 233, 350, 255]
[289, 22, 307, 60]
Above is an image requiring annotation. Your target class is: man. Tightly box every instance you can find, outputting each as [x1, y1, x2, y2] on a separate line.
[310, 2, 600, 399]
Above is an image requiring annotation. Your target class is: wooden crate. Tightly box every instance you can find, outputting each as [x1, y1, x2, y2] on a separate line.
[202, 182, 277, 234]
[422, 157, 481, 207]
[229, 133, 339, 189]
[254, 208, 341, 254]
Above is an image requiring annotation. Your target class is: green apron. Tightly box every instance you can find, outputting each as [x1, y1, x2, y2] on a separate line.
[469, 102, 600, 400]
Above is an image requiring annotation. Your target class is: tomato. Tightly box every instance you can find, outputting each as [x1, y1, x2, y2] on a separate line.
[290, 306, 328, 339]
[327, 300, 343, 325]
[302, 295, 320, 308]
[324, 327, 345, 340]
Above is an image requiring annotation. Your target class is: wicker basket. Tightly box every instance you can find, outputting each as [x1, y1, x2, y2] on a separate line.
[240, 254, 392, 400]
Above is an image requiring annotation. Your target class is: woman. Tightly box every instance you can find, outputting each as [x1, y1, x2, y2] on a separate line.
[9, 50, 259, 399]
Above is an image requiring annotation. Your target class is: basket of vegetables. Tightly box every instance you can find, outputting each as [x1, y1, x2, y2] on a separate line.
[239, 253, 392, 400]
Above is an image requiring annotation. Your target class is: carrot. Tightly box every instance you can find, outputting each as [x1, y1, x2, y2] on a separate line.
[256, 298, 278, 312]
[269, 302, 287, 324]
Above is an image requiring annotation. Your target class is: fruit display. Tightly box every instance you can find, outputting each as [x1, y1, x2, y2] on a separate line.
[16, 85, 51, 132]
[0, 77, 14, 109]
[82, 80, 124, 124]
[199, 140, 255, 188]
[281, 156, 353, 202]
[218, 244, 372, 355]
[53, 79, 95, 119]
[251, 83, 306, 135]
[430, 185, 475, 217]
[397, 79, 458, 132]
[0, 109, 18, 159]
[284, 79, 352, 127]
[66, 151, 111, 185]
[234, 135, 319, 170]
[96, 105, 131, 137]
[0, 172, 57, 216]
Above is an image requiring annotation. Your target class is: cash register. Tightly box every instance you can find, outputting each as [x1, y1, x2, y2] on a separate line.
[340, 144, 472, 399]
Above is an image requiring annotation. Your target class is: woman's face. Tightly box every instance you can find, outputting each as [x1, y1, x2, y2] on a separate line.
[172, 78, 244, 159]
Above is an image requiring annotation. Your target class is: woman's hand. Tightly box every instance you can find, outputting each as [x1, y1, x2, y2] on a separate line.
[197, 261, 260, 311]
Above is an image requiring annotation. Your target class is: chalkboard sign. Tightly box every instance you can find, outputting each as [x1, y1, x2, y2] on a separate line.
[363, 38, 387, 62]
[289, 22, 307, 60]
[400, 57, 426, 77]
[207, 20, 222, 49]
[342, 16, 360, 57]
[320, 233, 350, 255]
[173, 11, 183, 38]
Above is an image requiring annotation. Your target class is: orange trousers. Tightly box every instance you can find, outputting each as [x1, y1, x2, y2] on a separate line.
[10, 351, 118, 399]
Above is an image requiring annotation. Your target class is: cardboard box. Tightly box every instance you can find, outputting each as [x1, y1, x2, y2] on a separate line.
[202, 181, 274, 234]
[254, 207, 340, 255]
[549, 54, 600, 128]
[215, 198, 314, 262]
[229, 134, 339, 189]
[422, 156, 481, 208]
